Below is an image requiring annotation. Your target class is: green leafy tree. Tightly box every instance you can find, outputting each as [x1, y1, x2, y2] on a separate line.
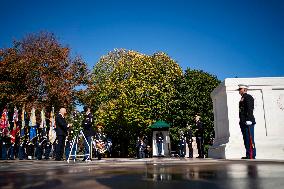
[85, 49, 183, 157]
[170, 68, 220, 155]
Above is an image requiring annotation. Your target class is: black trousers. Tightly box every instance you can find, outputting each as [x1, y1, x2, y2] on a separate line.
[36, 143, 43, 160]
[179, 144, 186, 157]
[55, 135, 66, 160]
[97, 151, 102, 160]
[27, 143, 34, 158]
[44, 142, 52, 159]
[196, 137, 204, 158]
[18, 143, 26, 160]
[187, 142, 193, 158]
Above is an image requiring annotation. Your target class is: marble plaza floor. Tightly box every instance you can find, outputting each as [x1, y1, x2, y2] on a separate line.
[1, 158, 284, 189]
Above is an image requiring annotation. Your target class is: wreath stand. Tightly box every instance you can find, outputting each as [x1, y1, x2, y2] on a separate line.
[67, 130, 91, 163]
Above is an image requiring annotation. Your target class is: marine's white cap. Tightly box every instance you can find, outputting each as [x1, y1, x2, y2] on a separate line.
[238, 84, 249, 90]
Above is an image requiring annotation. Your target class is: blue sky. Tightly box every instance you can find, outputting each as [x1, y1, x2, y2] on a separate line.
[1, 0, 283, 80]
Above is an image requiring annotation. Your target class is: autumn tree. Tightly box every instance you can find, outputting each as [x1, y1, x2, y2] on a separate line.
[84, 49, 183, 157]
[0, 32, 89, 113]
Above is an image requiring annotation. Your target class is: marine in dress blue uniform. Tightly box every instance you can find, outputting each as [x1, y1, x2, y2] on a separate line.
[238, 84, 256, 159]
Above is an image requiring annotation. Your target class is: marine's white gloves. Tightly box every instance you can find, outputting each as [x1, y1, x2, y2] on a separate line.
[245, 121, 252, 125]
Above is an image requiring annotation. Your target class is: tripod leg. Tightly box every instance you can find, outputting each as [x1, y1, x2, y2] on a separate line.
[67, 136, 77, 163]
[81, 131, 91, 161]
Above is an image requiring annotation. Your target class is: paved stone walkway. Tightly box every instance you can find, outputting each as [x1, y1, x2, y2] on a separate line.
[1, 158, 284, 189]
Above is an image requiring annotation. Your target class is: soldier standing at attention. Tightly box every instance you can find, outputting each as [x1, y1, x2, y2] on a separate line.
[178, 130, 186, 157]
[156, 132, 164, 156]
[136, 137, 146, 159]
[82, 106, 94, 161]
[238, 84, 256, 159]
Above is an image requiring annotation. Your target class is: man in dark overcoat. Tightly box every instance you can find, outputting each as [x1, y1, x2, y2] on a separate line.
[55, 108, 69, 161]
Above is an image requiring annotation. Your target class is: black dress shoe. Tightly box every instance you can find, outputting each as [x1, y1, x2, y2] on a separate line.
[241, 156, 248, 159]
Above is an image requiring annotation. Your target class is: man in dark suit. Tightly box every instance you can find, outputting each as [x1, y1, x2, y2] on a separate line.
[55, 108, 69, 161]
[186, 123, 193, 158]
[238, 84, 256, 159]
[195, 115, 204, 158]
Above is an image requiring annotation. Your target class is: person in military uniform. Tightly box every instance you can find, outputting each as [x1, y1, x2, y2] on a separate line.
[195, 115, 204, 158]
[0, 107, 10, 160]
[142, 135, 150, 158]
[186, 123, 193, 158]
[238, 84, 256, 159]
[35, 128, 45, 160]
[18, 124, 29, 160]
[26, 133, 37, 160]
[94, 125, 106, 160]
[156, 132, 164, 156]
[44, 112, 51, 160]
[178, 130, 186, 157]
[82, 106, 94, 161]
[136, 137, 146, 159]
[135, 136, 140, 158]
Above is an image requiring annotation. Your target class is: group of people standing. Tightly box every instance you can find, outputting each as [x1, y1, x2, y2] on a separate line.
[136, 136, 151, 159]
[0, 83, 256, 161]
[177, 115, 205, 158]
[177, 83, 256, 160]
[46, 106, 110, 161]
[0, 106, 56, 160]
[136, 114, 206, 159]
[0, 105, 109, 161]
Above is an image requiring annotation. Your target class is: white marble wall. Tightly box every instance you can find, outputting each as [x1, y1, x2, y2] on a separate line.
[208, 77, 284, 159]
